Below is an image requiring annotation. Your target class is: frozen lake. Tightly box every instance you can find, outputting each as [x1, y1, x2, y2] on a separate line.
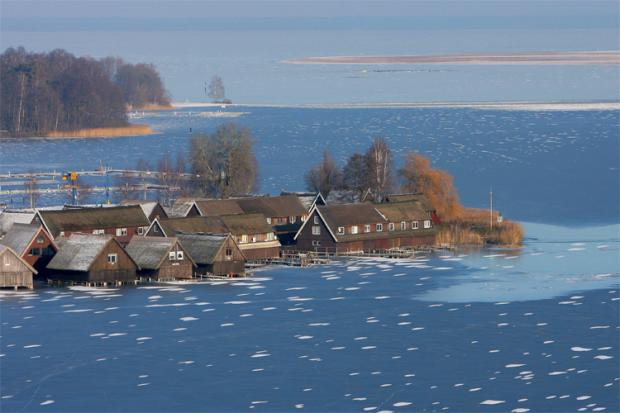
[1, 106, 618, 225]
[0, 106, 618, 411]
[1, 223, 618, 412]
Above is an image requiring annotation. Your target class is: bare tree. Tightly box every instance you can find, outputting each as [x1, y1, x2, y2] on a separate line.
[364, 137, 393, 202]
[208, 75, 225, 102]
[190, 123, 258, 198]
[341, 153, 368, 202]
[157, 152, 188, 205]
[304, 150, 342, 197]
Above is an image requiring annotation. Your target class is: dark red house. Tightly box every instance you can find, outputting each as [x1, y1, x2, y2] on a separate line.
[35, 205, 151, 245]
[294, 200, 437, 253]
[0, 223, 57, 273]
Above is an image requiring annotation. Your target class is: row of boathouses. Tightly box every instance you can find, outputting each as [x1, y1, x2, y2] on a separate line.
[0, 192, 438, 289]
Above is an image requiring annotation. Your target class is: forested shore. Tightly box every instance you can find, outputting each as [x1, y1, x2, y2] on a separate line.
[0, 47, 169, 137]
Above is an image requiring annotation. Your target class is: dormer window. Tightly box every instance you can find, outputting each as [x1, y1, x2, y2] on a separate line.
[313, 215, 320, 224]
[266, 217, 272, 224]
[400, 221, 407, 230]
[351, 226, 359, 234]
[424, 220, 431, 229]
[337, 227, 345, 235]
[376, 223, 383, 232]
[364, 224, 371, 233]
[412, 221, 419, 229]
[388, 223, 395, 231]
[289, 216, 296, 224]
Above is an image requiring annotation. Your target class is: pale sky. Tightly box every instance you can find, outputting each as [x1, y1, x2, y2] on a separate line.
[2, 0, 618, 30]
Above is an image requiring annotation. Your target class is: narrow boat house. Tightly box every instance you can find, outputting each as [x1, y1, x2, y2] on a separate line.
[147, 214, 281, 260]
[35, 205, 151, 244]
[0, 245, 36, 290]
[192, 195, 310, 245]
[125, 236, 195, 281]
[235, 195, 309, 245]
[166, 199, 201, 218]
[0, 209, 37, 235]
[0, 223, 57, 273]
[46, 234, 138, 284]
[121, 200, 169, 221]
[177, 233, 246, 277]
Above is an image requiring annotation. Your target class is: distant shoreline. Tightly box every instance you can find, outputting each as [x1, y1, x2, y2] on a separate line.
[172, 101, 620, 111]
[283, 50, 620, 65]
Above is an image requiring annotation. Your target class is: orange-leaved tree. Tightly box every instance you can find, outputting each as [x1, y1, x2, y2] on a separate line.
[398, 153, 463, 221]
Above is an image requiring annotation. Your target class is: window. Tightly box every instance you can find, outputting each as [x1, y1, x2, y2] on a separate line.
[412, 221, 419, 230]
[225, 248, 233, 257]
[351, 226, 359, 234]
[388, 223, 395, 231]
[364, 224, 371, 233]
[116, 228, 127, 236]
[312, 226, 321, 235]
[241, 235, 248, 243]
[337, 226, 345, 235]
[266, 217, 272, 225]
[59, 231, 65, 237]
[312, 240, 321, 247]
[313, 215, 320, 224]
[29, 248, 41, 256]
[176, 251, 184, 260]
[107, 253, 118, 264]
[252, 236, 257, 243]
[43, 247, 55, 256]
[289, 216, 296, 224]
[376, 223, 383, 232]
[92, 229, 105, 235]
[36, 236, 44, 244]
[267, 232, 275, 241]
[424, 220, 431, 229]
[137, 226, 145, 235]
[401, 221, 407, 230]
[169, 251, 176, 260]
[153, 225, 159, 233]
[301, 215, 308, 222]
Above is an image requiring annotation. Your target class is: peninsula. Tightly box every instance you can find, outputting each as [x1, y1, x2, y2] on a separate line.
[284, 50, 620, 65]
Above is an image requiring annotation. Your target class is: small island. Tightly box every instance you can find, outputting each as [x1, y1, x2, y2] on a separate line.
[0, 48, 171, 138]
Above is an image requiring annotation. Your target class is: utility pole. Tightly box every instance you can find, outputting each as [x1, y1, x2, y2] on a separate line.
[490, 186, 493, 230]
[105, 164, 111, 205]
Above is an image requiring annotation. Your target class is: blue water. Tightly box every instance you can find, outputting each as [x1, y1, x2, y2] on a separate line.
[1, 106, 618, 225]
[1, 107, 619, 412]
[1, 223, 618, 412]
[2, 27, 618, 104]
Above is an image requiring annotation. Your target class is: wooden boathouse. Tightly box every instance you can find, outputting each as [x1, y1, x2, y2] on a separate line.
[177, 233, 246, 277]
[0, 245, 36, 289]
[125, 236, 195, 281]
[46, 234, 138, 284]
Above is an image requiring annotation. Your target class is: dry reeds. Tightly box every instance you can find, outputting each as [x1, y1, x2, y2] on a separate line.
[46, 124, 152, 138]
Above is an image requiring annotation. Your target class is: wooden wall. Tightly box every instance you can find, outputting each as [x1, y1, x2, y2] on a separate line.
[0, 250, 33, 289]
